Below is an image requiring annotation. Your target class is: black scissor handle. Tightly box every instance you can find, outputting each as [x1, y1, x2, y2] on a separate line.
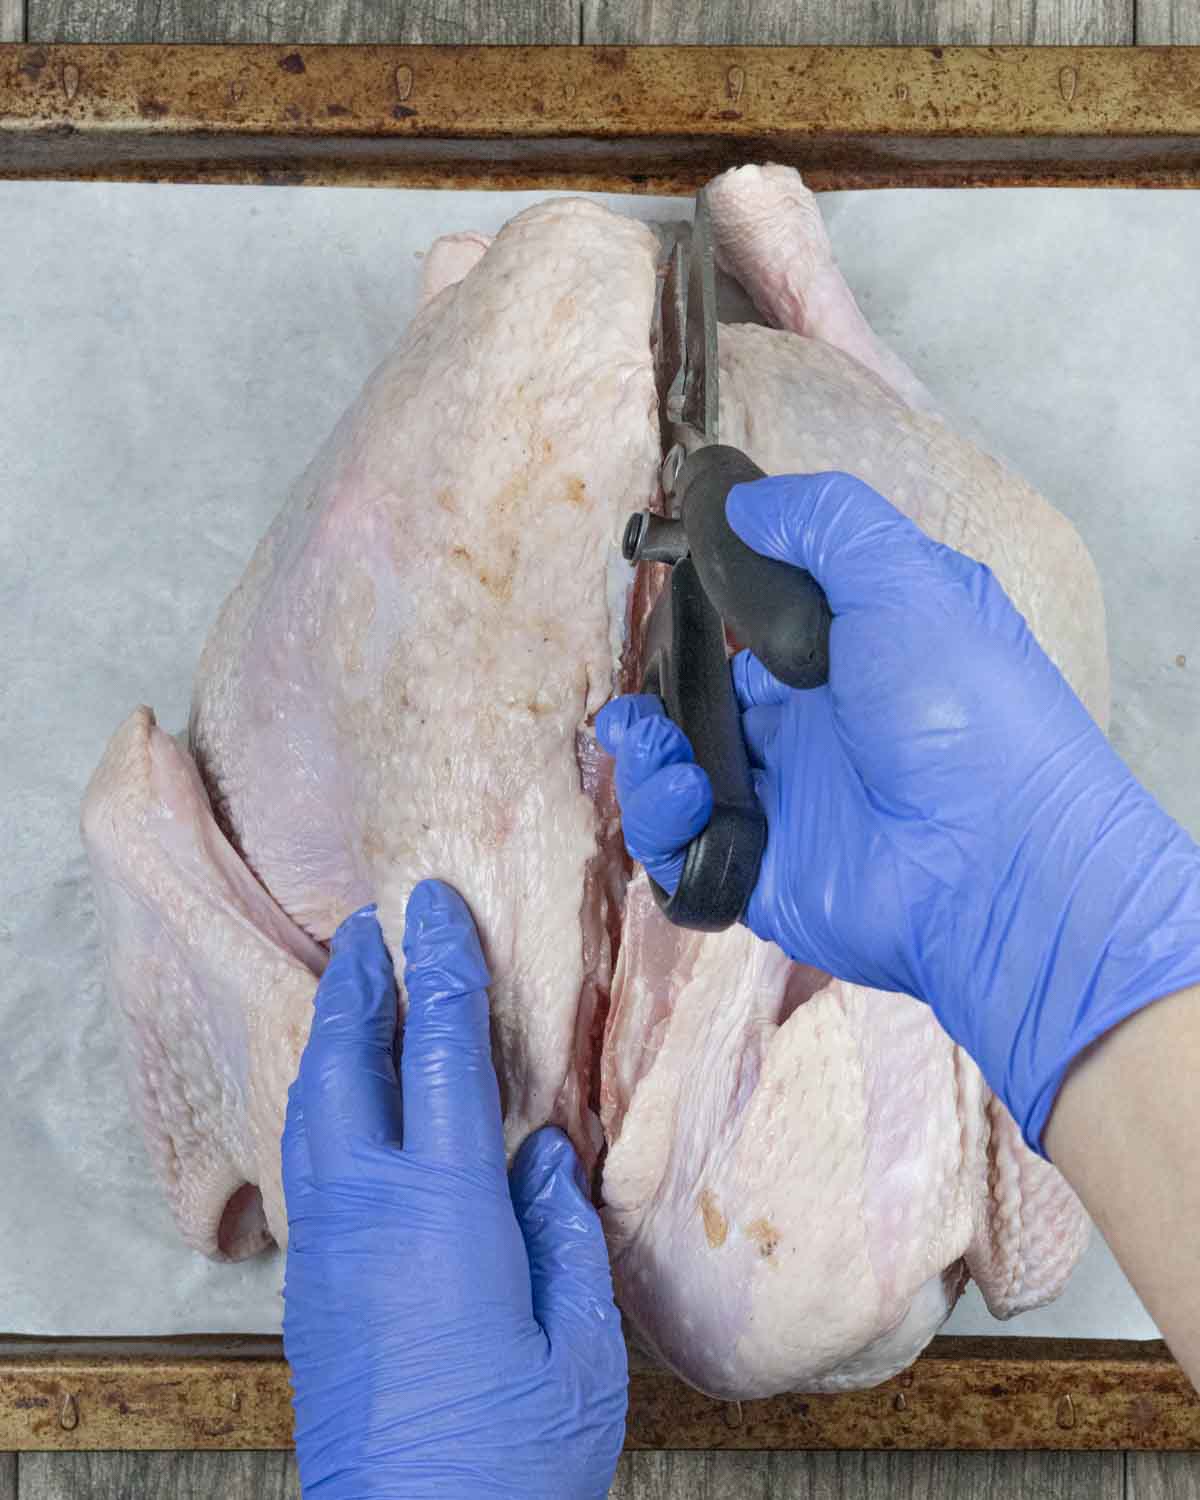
[640, 558, 765, 931]
[627, 447, 830, 929]
[678, 446, 831, 690]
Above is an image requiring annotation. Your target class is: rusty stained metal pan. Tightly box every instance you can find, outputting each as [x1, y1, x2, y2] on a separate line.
[0, 44, 1198, 190]
[0, 1336, 1197, 1451]
[1, 40, 1198, 1454]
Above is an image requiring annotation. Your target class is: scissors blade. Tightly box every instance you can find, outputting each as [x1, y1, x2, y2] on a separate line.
[656, 223, 690, 461]
[679, 187, 719, 446]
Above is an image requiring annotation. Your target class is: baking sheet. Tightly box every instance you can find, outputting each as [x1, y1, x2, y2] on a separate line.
[2, 181, 1196, 1339]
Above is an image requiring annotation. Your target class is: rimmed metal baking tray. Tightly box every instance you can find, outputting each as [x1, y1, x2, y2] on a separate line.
[2, 41, 1197, 1452]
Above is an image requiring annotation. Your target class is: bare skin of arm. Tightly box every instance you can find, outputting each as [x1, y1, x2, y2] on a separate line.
[1044, 984, 1200, 1389]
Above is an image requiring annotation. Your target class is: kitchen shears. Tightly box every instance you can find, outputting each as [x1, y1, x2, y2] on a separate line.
[621, 189, 832, 932]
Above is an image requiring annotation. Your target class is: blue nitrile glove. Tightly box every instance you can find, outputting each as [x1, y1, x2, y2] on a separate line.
[597, 472, 1200, 1156]
[282, 884, 627, 1500]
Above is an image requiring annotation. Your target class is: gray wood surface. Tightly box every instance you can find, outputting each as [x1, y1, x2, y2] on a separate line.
[11, 1449, 1200, 1498]
[610, 1450, 1127, 1497]
[4, 0, 1192, 1497]
[610, 1453, 635, 1496]
[1128, 1455, 1200, 1500]
[16, 1451, 300, 1498]
[25, 0, 1141, 45]
[0, 0, 23, 42]
[15, 1450, 1200, 1497]
[1136, 0, 1200, 42]
[581, 0, 1133, 44]
[27, 0, 577, 43]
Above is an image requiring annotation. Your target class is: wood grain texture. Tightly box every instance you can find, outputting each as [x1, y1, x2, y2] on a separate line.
[1136, 0, 1200, 42]
[0, 1449, 1137, 1496]
[0, 0, 23, 43]
[28, 0, 576, 44]
[615, 1450, 1126, 1497]
[1128, 1453, 1200, 1499]
[16, 1450, 300, 1499]
[608, 1453, 635, 1497]
[582, 0, 1132, 45]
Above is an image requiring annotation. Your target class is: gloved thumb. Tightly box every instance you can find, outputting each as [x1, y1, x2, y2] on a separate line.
[726, 471, 943, 617]
[510, 1127, 624, 1353]
[595, 696, 712, 894]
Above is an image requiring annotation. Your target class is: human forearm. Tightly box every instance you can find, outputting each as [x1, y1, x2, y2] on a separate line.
[1044, 982, 1200, 1389]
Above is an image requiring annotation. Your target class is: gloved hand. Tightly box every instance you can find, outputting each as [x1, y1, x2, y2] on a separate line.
[282, 883, 627, 1499]
[598, 472, 1200, 1155]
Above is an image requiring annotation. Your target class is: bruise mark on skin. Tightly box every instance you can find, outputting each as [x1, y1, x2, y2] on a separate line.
[700, 1188, 728, 1248]
[446, 538, 518, 603]
[477, 539, 519, 602]
[746, 1216, 782, 1261]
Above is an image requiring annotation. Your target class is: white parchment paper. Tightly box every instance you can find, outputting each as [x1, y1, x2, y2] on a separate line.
[1, 181, 1196, 1339]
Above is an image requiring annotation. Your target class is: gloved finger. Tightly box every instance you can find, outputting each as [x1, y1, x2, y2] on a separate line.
[731, 649, 792, 712]
[744, 679, 832, 780]
[281, 1078, 314, 1205]
[511, 1127, 626, 1359]
[612, 712, 696, 811]
[929, 539, 983, 590]
[400, 879, 506, 1173]
[280, 1087, 326, 1250]
[726, 471, 939, 617]
[622, 760, 713, 894]
[740, 704, 782, 770]
[595, 693, 666, 756]
[298, 904, 404, 1186]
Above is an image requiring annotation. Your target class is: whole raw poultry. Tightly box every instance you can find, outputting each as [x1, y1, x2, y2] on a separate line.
[82, 165, 1106, 1398]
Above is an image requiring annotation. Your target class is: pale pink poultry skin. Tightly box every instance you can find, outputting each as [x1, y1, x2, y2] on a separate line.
[81, 166, 1104, 1395]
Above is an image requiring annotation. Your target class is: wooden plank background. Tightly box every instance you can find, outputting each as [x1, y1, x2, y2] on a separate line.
[0, 0, 22, 41]
[3, 0, 1198, 1495]
[15, 0, 1200, 42]
[11, 1450, 1200, 1497]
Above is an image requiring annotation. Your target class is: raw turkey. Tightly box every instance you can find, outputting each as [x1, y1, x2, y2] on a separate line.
[81, 165, 1104, 1397]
